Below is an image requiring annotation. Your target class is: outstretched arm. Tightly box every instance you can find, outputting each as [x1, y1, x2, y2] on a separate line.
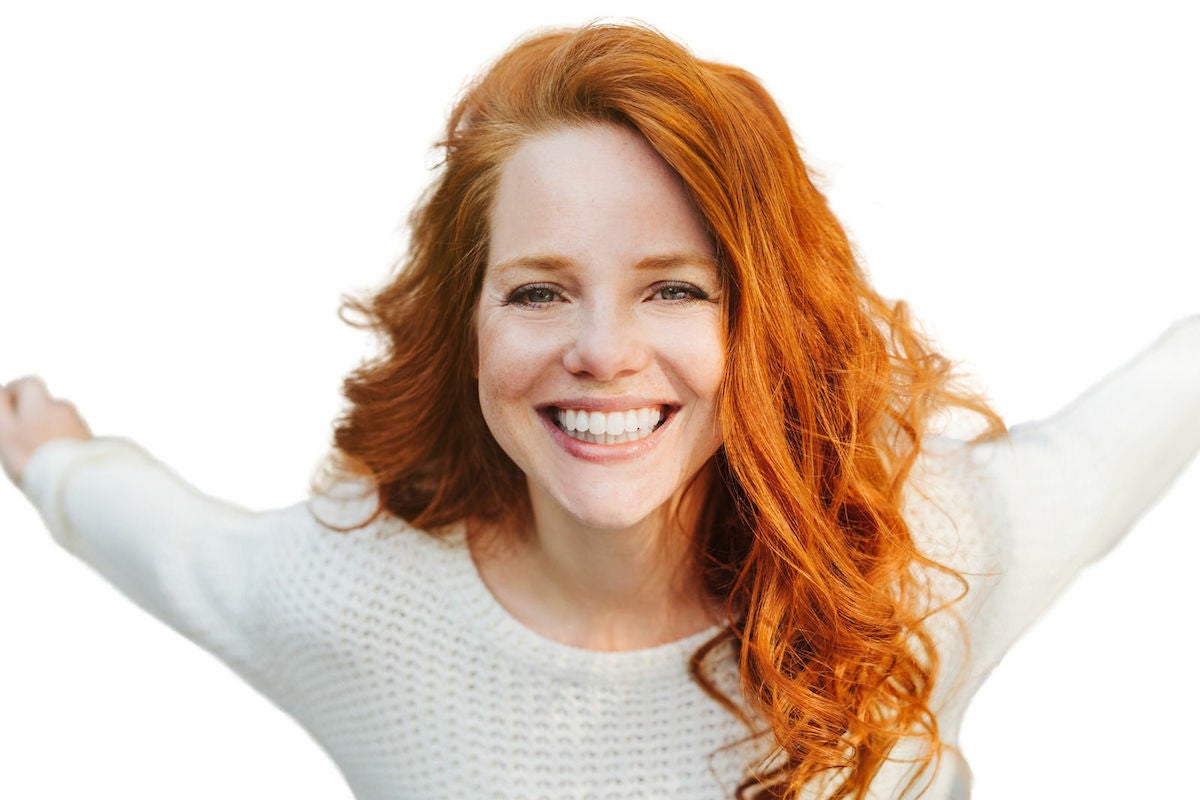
[965, 315, 1200, 665]
[1, 377, 272, 674]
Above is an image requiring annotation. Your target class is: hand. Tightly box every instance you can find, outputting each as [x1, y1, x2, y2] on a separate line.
[0, 376, 93, 486]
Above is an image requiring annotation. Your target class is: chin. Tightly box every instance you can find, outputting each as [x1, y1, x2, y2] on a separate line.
[573, 508, 655, 531]
[547, 487, 670, 532]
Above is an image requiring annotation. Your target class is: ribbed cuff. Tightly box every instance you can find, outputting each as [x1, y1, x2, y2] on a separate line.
[20, 436, 148, 550]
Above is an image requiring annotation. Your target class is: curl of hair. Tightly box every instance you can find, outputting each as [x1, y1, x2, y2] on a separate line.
[320, 21, 1005, 799]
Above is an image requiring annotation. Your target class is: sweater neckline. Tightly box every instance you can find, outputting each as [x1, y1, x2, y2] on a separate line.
[438, 523, 727, 681]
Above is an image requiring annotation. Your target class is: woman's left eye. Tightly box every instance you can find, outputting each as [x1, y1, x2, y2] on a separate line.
[652, 283, 708, 302]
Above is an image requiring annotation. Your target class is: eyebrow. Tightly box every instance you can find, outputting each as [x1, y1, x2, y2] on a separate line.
[489, 251, 719, 275]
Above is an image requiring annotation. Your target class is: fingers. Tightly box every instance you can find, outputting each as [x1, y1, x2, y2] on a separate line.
[0, 376, 92, 486]
[0, 379, 23, 430]
[4, 375, 51, 412]
[1, 376, 46, 399]
[0, 376, 48, 430]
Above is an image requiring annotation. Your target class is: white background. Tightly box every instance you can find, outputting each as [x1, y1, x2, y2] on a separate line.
[2, 1, 1197, 797]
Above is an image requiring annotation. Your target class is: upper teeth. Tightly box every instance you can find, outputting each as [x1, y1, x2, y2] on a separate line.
[556, 406, 663, 438]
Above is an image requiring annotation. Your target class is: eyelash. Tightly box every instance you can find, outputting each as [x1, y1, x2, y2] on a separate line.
[505, 283, 560, 307]
[504, 282, 711, 307]
[652, 282, 710, 303]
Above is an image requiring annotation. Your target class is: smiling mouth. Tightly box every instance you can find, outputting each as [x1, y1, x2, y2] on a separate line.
[545, 405, 669, 445]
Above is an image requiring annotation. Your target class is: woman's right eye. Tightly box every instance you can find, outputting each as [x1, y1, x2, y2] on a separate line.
[506, 284, 561, 306]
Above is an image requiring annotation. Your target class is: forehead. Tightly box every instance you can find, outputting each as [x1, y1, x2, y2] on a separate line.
[486, 124, 714, 271]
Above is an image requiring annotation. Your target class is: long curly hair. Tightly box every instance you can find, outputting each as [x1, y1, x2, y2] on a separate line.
[321, 21, 1004, 799]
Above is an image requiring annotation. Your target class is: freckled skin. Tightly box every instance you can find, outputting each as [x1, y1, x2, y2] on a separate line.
[474, 124, 724, 534]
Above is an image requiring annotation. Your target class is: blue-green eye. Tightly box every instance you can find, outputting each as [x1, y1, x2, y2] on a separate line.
[506, 284, 560, 306]
[653, 282, 709, 302]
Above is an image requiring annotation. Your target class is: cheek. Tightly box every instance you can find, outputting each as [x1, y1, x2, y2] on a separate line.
[475, 357, 525, 462]
[475, 315, 554, 407]
[662, 319, 725, 401]
[476, 349, 518, 417]
[480, 372, 528, 417]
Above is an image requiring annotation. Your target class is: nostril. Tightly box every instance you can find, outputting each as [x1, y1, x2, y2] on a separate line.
[563, 342, 651, 382]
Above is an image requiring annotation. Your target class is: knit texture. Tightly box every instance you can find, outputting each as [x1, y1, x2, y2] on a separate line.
[20, 317, 1200, 799]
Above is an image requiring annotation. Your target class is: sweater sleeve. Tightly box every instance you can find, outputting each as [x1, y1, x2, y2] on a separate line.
[19, 436, 271, 676]
[963, 315, 1200, 669]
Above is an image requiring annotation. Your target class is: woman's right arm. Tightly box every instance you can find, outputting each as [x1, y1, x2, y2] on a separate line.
[1, 376, 273, 675]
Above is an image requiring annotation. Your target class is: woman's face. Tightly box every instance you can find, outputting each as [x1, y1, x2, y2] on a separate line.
[475, 124, 724, 532]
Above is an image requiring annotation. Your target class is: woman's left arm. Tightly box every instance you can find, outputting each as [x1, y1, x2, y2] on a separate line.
[964, 315, 1200, 655]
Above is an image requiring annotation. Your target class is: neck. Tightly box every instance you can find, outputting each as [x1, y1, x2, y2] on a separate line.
[469, 469, 723, 651]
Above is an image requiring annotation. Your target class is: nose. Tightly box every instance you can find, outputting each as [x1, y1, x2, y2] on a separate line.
[562, 303, 651, 381]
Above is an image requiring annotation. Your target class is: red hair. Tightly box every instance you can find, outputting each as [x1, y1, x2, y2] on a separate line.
[322, 22, 1004, 798]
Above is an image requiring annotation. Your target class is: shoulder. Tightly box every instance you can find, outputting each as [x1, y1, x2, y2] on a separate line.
[900, 434, 1015, 712]
[251, 480, 467, 616]
[901, 434, 1005, 578]
[254, 480, 445, 567]
[238, 480, 469, 673]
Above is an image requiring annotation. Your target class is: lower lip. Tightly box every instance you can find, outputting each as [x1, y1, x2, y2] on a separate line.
[539, 410, 672, 462]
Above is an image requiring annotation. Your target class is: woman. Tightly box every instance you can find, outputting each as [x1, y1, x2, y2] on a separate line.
[2, 21, 1197, 800]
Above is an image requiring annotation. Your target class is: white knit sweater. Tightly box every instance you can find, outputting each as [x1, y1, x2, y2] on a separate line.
[19, 317, 1200, 799]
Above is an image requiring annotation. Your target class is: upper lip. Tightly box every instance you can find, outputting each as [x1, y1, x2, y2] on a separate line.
[539, 397, 678, 412]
